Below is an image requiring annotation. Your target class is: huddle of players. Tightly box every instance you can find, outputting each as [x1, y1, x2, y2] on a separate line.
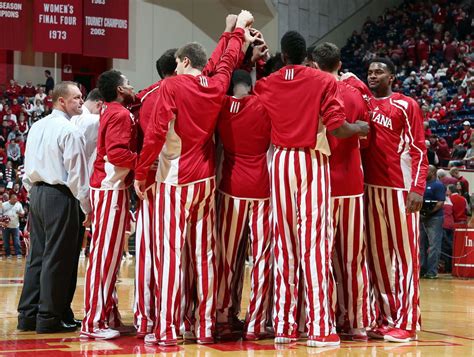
[80, 9, 428, 348]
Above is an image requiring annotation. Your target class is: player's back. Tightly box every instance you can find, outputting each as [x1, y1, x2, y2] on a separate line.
[217, 95, 271, 199]
[90, 102, 136, 189]
[328, 81, 367, 197]
[157, 74, 227, 185]
[254, 65, 345, 149]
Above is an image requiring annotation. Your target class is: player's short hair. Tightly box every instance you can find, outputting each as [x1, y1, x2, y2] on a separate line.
[447, 184, 458, 194]
[45, 70, 51, 75]
[156, 48, 178, 79]
[281, 31, 306, 65]
[175, 42, 207, 70]
[97, 69, 124, 102]
[312, 42, 341, 72]
[52, 81, 79, 104]
[263, 52, 284, 76]
[369, 57, 396, 74]
[231, 70, 252, 88]
[86, 88, 104, 102]
[8, 192, 17, 199]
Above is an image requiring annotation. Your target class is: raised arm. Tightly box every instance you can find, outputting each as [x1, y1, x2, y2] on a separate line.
[202, 14, 237, 76]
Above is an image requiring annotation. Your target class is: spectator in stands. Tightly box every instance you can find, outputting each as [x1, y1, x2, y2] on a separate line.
[44, 70, 54, 94]
[7, 140, 22, 166]
[3, 108, 17, 125]
[449, 143, 467, 166]
[447, 184, 469, 225]
[463, 137, 474, 168]
[450, 166, 470, 195]
[403, 71, 421, 90]
[26, 99, 44, 121]
[433, 82, 448, 102]
[420, 165, 445, 279]
[5, 80, 21, 101]
[20, 81, 36, 99]
[453, 121, 472, 147]
[426, 140, 439, 166]
[17, 115, 28, 137]
[10, 99, 21, 117]
[0, 192, 25, 259]
[431, 135, 450, 166]
[437, 168, 458, 186]
[441, 193, 454, 273]
[34, 88, 46, 103]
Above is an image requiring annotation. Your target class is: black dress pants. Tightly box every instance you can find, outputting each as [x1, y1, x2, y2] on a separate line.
[17, 183, 80, 330]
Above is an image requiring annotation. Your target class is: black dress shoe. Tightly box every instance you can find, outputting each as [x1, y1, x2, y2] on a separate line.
[63, 318, 82, 327]
[36, 320, 78, 334]
[17, 321, 36, 331]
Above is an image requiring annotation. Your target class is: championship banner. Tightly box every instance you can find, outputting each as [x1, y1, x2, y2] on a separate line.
[83, 0, 129, 59]
[33, 0, 83, 54]
[0, 1, 28, 51]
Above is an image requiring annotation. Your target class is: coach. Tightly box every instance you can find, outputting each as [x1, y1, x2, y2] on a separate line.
[17, 82, 91, 333]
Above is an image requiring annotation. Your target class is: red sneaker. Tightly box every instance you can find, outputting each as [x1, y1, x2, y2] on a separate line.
[367, 325, 391, 339]
[307, 333, 340, 347]
[384, 328, 417, 343]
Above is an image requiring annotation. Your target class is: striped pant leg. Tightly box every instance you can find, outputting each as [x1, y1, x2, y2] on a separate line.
[245, 199, 272, 336]
[82, 188, 129, 333]
[272, 148, 299, 336]
[134, 184, 157, 334]
[296, 149, 332, 337]
[332, 196, 370, 329]
[388, 190, 420, 330]
[156, 182, 197, 342]
[366, 186, 421, 330]
[188, 179, 217, 340]
[216, 193, 249, 325]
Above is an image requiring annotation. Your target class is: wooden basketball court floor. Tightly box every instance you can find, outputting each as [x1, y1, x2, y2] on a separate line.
[0, 258, 473, 356]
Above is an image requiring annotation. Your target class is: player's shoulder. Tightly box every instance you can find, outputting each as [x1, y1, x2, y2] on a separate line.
[137, 80, 162, 102]
[391, 92, 419, 110]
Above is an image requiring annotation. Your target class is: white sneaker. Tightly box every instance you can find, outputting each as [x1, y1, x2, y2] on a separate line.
[144, 333, 158, 345]
[80, 328, 120, 340]
[17, 255, 22, 259]
[126, 253, 133, 259]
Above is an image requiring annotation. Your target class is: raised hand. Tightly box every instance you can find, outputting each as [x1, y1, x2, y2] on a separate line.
[225, 14, 238, 32]
[236, 10, 254, 29]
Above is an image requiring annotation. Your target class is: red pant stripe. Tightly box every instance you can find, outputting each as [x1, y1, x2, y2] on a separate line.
[82, 189, 129, 332]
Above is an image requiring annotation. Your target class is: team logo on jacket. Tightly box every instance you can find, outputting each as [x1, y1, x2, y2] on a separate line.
[229, 101, 240, 113]
[371, 109, 393, 130]
[199, 76, 209, 87]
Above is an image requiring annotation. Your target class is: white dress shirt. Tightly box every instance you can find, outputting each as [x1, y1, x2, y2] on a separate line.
[70, 106, 100, 176]
[23, 109, 92, 214]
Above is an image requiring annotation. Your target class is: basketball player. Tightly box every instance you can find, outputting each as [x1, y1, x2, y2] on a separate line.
[342, 58, 428, 342]
[133, 48, 177, 338]
[81, 70, 137, 340]
[134, 10, 254, 346]
[254, 31, 369, 347]
[215, 69, 272, 341]
[312, 42, 371, 341]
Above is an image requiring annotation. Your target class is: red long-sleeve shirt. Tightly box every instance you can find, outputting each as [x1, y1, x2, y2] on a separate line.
[136, 81, 162, 188]
[328, 81, 368, 197]
[344, 76, 428, 195]
[254, 65, 346, 149]
[217, 95, 271, 199]
[135, 28, 245, 184]
[90, 102, 137, 189]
